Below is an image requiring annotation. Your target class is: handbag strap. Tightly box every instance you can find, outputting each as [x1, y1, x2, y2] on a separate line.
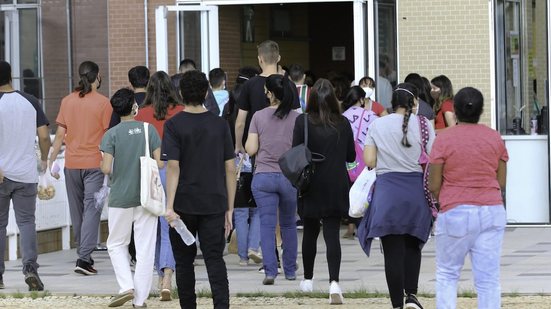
[418, 115, 429, 150]
[143, 122, 150, 157]
[304, 113, 308, 147]
[355, 109, 367, 143]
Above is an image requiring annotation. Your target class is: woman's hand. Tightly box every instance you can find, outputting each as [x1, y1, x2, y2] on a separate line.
[164, 208, 180, 227]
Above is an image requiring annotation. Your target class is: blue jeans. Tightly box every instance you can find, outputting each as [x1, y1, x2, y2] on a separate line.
[252, 173, 298, 278]
[435, 205, 506, 309]
[233, 207, 260, 261]
[155, 167, 175, 276]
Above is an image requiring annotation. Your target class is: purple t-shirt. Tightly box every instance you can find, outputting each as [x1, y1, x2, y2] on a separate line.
[249, 107, 299, 173]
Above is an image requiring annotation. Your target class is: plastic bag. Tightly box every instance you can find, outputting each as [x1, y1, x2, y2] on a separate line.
[37, 173, 56, 200]
[349, 168, 376, 218]
[94, 175, 110, 211]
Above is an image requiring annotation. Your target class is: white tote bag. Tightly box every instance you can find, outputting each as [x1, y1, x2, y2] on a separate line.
[140, 123, 166, 216]
[348, 167, 376, 218]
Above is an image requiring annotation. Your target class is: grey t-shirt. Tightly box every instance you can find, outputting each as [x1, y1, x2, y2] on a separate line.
[249, 107, 299, 173]
[100, 121, 161, 208]
[417, 99, 435, 120]
[0, 91, 49, 183]
[365, 114, 435, 175]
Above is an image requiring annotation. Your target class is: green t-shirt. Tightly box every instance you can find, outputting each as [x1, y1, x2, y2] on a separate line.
[100, 121, 161, 208]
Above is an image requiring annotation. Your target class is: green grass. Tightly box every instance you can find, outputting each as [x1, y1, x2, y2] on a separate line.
[11, 291, 24, 299]
[458, 289, 477, 298]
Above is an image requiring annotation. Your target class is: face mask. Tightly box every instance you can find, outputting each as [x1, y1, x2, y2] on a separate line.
[430, 87, 440, 100]
[362, 87, 374, 99]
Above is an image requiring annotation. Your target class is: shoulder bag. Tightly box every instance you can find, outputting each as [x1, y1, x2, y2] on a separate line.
[278, 114, 325, 197]
[140, 123, 166, 216]
[418, 115, 439, 219]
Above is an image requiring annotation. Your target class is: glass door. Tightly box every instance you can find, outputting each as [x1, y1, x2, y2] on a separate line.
[156, 5, 219, 74]
[1, 5, 41, 99]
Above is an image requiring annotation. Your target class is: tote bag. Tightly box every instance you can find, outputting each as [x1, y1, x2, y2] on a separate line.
[140, 123, 166, 216]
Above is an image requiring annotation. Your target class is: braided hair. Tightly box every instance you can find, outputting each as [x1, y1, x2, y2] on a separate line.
[391, 83, 419, 147]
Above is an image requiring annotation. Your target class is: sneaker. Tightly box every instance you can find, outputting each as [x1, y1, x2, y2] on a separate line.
[108, 290, 134, 307]
[329, 280, 344, 305]
[262, 276, 275, 285]
[160, 289, 171, 301]
[239, 259, 249, 266]
[258, 265, 282, 274]
[75, 259, 97, 276]
[247, 249, 263, 264]
[133, 303, 147, 308]
[296, 219, 304, 230]
[23, 264, 44, 291]
[285, 274, 296, 281]
[300, 279, 313, 292]
[405, 294, 423, 309]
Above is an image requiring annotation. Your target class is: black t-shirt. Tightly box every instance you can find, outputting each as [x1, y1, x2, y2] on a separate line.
[162, 111, 234, 215]
[236, 75, 300, 144]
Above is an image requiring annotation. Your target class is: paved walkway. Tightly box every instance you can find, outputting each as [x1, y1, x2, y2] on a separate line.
[1, 227, 550, 297]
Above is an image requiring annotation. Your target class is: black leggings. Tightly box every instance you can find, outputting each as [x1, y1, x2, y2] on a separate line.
[302, 217, 341, 282]
[381, 234, 423, 308]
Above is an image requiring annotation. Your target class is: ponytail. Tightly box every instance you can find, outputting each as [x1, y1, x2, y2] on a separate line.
[75, 61, 99, 98]
[401, 106, 413, 147]
[266, 74, 294, 119]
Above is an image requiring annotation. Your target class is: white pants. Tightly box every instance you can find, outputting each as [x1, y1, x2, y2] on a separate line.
[107, 206, 158, 306]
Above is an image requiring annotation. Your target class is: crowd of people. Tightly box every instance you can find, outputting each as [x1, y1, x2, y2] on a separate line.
[0, 38, 508, 309]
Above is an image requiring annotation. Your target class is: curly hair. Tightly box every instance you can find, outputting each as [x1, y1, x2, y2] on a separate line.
[110, 88, 135, 117]
[180, 70, 209, 106]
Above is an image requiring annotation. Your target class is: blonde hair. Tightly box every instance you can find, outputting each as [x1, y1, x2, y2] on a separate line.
[257, 40, 279, 64]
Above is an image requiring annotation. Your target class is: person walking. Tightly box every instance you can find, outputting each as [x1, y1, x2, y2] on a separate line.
[245, 74, 300, 285]
[360, 83, 434, 309]
[135, 70, 183, 301]
[294, 79, 355, 304]
[0, 61, 51, 291]
[163, 70, 236, 309]
[49, 61, 112, 275]
[429, 87, 508, 309]
[100, 88, 162, 308]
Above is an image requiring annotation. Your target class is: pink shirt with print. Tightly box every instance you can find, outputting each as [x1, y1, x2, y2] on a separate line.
[429, 124, 509, 213]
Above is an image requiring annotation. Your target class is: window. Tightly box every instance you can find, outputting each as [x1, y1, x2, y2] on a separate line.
[496, 0, 548, 135]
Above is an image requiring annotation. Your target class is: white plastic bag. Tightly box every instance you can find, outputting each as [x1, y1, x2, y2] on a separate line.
[37, 172, 56, 200]
[349, 168, 376, 218]
[94, 175, 110, 211]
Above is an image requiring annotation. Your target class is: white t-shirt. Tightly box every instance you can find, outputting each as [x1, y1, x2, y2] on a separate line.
[364, 113, 435, 175]
[0, 91, 49, 183]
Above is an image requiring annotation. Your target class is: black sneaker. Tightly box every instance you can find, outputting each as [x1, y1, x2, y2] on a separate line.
[23, 264, 44, 291]
[75, 259, 97, 275]
[405, 294, 423, 309]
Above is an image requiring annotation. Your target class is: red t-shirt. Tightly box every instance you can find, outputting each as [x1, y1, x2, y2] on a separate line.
[435, 99, 454, 130]
[429, 124, 508, 212]
[371, 101, 385, 116]
[135, 105, 185, 139]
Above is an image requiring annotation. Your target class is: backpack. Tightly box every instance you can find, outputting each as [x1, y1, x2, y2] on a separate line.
[347, 108, 377, 182]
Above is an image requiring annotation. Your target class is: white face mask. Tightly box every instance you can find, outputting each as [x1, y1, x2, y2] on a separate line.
[362, 87, 374, 100]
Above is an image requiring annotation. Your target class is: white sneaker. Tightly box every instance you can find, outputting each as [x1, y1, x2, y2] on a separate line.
[329, 281, 344, 304]
[300, 279, 313, 292]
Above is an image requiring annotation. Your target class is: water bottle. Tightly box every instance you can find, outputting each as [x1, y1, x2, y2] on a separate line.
[173, 219, 196, 245]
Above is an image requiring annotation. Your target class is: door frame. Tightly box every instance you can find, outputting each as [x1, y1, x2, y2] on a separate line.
[155, 5, 219, 74]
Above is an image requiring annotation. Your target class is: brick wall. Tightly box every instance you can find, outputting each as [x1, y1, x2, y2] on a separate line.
[108, 0, 147, 94]
[219, 5, 241, 89]
[398, 0, 492, 126]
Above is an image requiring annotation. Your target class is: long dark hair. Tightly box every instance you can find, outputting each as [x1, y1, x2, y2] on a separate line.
[392, 83, 418, 147]
[431, 75, 454, 113]
[306, 78, 343, 127]
[75, 61, 99, 98]
[342, 86, 366, 111]
[265, 74, 294, 119]
[143, 71, 182, 120]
